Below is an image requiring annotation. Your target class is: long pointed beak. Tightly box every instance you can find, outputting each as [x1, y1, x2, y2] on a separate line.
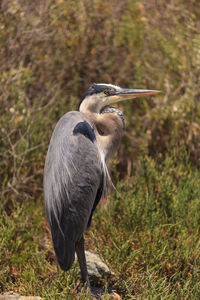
[104, 88, 160, 105]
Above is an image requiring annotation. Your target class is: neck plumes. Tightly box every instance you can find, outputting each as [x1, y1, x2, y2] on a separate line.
[80, 104, 124, 162]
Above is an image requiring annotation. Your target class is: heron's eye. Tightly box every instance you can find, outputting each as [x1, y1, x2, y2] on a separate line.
[98, 129, 105, 135]
[104, 90, 110, 95]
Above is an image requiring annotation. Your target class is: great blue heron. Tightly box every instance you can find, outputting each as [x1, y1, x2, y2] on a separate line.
[43, 83, 158, 292]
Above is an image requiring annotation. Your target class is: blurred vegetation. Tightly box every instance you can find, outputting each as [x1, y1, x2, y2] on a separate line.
[0, 0, 200, 299]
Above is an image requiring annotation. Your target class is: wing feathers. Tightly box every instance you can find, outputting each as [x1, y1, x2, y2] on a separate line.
[44, 111, 103, 270]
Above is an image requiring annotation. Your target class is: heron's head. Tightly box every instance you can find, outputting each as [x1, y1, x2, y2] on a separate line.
[79, 83, 159, 114]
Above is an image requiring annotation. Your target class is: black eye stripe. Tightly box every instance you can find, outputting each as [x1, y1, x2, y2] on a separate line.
[80, 84, 117, 107]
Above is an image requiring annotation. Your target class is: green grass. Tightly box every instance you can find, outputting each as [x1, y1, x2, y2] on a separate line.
[0, 154, 200, 299]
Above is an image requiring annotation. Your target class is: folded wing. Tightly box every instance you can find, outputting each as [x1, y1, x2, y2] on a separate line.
[44, 111, 103, 270]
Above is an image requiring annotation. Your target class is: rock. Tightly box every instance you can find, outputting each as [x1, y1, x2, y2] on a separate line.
[0, 291, 42, 300]
[85, 251, 115, 279]
[112, 292, 122, 300]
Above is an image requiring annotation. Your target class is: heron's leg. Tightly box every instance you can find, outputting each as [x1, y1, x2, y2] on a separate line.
[75, 236, 91, 289]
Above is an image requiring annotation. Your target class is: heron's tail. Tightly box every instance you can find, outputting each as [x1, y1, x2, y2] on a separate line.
[51, 226, 75, 271]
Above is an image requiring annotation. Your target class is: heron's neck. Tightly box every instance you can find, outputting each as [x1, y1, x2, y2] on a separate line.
[85, 111, 124, 162]
[79, 96, 103, 114]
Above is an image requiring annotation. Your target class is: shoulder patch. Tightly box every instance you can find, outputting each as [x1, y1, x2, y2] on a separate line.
[73, 121, 96, 142]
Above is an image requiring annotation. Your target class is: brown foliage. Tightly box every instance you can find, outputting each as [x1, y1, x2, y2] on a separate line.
[0, 0, 200, 204]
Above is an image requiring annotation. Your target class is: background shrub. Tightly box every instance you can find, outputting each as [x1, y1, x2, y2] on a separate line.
[0, 1, 200, 299]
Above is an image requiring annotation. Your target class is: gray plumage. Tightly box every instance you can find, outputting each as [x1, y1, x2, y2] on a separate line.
[44, 112, 102, 270]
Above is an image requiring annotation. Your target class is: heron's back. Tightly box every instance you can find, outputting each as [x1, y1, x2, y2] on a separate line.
[44, 111, 102, 270]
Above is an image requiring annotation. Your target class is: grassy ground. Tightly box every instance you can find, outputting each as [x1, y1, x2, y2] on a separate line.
[0, 0, 200, 299]
[1, 153, 200, 299]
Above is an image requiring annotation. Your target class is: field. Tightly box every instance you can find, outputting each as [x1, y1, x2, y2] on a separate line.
[0, 1, 200, 299]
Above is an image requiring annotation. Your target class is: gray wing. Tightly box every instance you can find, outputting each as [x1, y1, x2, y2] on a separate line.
[43, 111, 102, 270]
